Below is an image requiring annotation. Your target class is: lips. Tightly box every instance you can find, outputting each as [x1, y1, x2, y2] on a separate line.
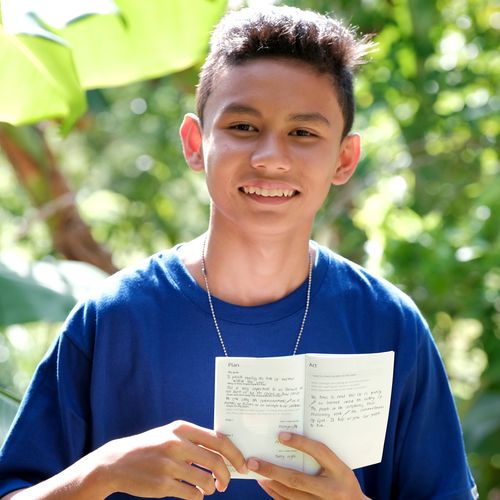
[240, 185, 298, 198]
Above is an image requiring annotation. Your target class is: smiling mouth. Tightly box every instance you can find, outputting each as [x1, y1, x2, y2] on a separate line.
[240, 186, 298, 198]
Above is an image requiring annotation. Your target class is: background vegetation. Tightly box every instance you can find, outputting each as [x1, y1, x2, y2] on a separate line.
[1, 0, 498, 496]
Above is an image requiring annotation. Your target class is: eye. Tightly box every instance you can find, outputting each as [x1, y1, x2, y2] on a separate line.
[291, 129, 316, 137]
[230, 123, 257, 132]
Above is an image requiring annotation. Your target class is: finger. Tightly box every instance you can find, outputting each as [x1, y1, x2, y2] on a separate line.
[171, 459, 217, 495]
[257, 480, 288, 500]
[258, 479, 315, 500]
[174, 422, 247, 474]
[159, 477, 204, 500]
[248, 458, 322, 496]
[175, 439, 232, 492]
[278, 432, 349, 474]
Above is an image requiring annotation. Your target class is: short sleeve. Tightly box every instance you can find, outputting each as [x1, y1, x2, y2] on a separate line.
[0, 306, 92, 496]
[394, 329, 477, 499]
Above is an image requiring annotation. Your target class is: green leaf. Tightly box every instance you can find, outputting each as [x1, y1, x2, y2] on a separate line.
[0, 388, 20, 444]
[0, 0, 227, 129]
[0, 28, 86, 132]
[55, 0, 228, 89]
[0, 258, 107, 326]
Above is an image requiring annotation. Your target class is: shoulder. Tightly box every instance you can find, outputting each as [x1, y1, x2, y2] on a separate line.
[86, 248, 181, 306]
[316, 243, 420, 316]
[60, 248, 182, 350]
[313, 243, 432, 356]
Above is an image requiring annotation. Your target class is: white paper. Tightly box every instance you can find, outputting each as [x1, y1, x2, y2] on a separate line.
[214, 351, 394, 479]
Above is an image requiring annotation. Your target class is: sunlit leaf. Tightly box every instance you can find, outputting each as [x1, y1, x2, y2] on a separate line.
[55, 0, 228, 89]
[0, 258, 107, 326]
[0, 28, 86, 131]
[0, 0, 227, 129]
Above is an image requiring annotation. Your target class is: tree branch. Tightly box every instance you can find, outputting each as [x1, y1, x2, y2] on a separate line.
[0, 124, 118, 275]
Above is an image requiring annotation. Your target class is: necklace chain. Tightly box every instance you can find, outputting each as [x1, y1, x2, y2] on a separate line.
[201, 236, 313, 357]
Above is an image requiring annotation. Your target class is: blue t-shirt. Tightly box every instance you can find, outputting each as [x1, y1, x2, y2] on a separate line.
[0, 244, 477, 499]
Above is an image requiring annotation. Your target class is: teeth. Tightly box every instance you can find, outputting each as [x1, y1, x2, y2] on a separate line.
[242, 186, 295, 197]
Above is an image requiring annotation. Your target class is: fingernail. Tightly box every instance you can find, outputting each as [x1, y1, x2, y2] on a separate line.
[247, 458, 259, 471]
[215, 481, 227, 493]
[279, 432, 292, 442]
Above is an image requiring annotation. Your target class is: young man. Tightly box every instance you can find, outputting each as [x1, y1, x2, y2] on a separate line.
[0, 6, 477, 500]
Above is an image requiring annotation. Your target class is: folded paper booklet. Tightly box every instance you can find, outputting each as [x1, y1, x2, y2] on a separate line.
[214, 351, 394, 479]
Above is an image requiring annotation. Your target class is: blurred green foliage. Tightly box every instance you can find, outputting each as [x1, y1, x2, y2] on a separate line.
[0, 0, 498, 495]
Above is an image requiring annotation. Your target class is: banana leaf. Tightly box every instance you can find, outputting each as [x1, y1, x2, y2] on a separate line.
[0, 0, 227, 131]
[0, 257, 107, 326]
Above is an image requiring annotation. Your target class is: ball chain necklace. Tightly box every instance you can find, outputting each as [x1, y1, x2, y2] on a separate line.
[201, 236, 313, 357]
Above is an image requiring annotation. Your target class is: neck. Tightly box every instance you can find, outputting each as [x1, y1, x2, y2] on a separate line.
[181, 226, 313, 306]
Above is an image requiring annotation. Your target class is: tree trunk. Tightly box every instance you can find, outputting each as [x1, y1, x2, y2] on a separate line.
[0, 124, 118, 275]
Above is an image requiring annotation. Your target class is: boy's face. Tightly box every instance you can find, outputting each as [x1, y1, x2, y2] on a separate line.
[181, 58, 360, 237]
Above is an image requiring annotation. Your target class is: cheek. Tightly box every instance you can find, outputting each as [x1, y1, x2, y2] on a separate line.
[301, 163, 337, 204]
[204, 136, 242, 165]
[313, 180, 333, 204]
[298, 153, 338, 185]
[204, 149, 237, 197]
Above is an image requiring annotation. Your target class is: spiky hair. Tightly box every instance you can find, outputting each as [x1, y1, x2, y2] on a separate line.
[196, 6, 374, 136]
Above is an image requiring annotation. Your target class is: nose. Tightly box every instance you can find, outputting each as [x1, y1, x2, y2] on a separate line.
[250, 133, 291, 173]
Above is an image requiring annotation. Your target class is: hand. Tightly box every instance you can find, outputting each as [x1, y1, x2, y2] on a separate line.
[248, 432, 369, 500]
[93, 420, 247, 499]
[3, 421, 247, 500]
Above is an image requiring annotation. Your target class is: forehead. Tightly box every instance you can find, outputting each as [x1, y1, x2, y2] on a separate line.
[203, 58, 342, 124]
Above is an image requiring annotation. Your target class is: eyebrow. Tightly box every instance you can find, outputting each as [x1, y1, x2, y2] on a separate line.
[220, 103, 331, 127]
[288, 113, 331, 127]
[220, 103, 261, 117]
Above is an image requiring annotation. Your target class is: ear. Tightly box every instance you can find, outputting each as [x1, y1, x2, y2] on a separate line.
[179, 113, 204, 172]
[331, 133, 361, 185]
